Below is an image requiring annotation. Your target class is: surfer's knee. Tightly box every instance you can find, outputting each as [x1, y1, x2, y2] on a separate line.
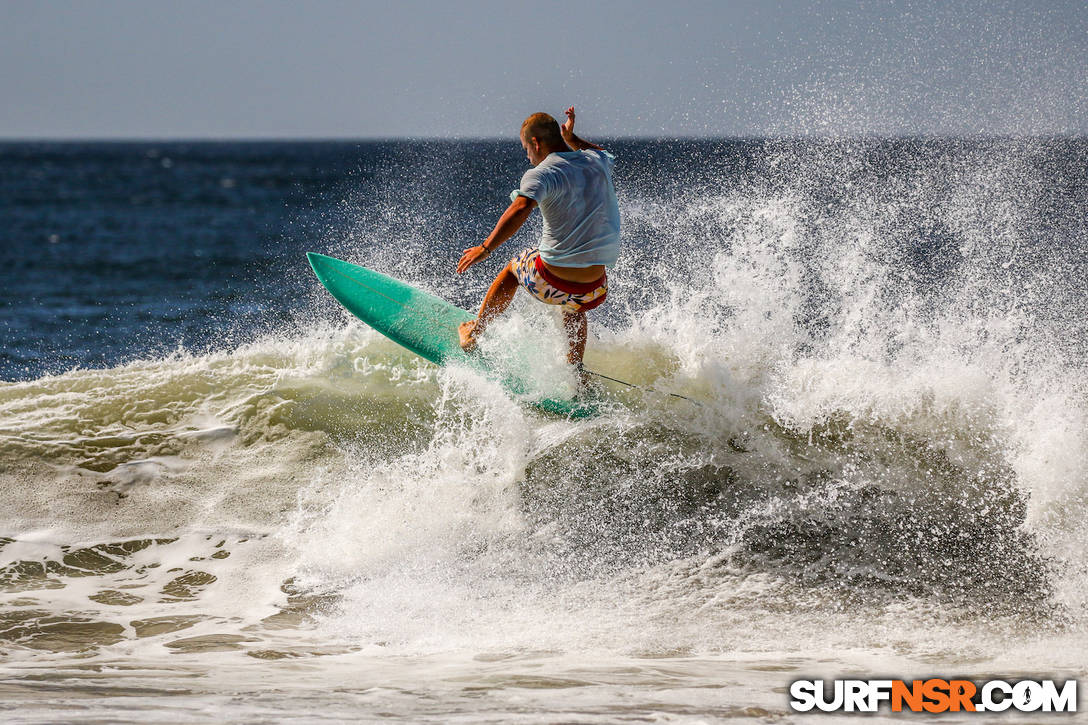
[488, 262, 517, 291]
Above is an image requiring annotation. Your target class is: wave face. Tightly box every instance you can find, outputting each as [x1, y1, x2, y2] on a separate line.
[1, 139, 1086, 720]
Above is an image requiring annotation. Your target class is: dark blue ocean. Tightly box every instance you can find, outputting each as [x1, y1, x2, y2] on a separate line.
[1, 139, 1087, 722]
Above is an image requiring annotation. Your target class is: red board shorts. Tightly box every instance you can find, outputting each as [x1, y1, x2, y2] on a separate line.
[510, 248, 608, 313]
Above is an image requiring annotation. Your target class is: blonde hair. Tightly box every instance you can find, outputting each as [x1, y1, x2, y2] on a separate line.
[520, 112, 563, 145]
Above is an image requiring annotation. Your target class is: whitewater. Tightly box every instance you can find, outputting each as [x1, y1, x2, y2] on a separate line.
[1, 137, 1086, 722]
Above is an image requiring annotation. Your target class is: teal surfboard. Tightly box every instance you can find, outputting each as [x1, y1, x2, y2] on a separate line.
[307, 253, 598, 418]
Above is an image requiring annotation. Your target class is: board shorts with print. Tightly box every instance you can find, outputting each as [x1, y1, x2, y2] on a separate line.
[510, 248, 608, 313]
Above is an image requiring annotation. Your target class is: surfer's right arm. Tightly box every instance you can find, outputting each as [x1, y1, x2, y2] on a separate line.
[457, 194, 537, 274]
[561, 106, 604, 152]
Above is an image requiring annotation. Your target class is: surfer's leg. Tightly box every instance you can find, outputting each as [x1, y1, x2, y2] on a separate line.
[476, 262, 520, 329]
[562, 310, 587, 369]
[459, 262, 518, 351]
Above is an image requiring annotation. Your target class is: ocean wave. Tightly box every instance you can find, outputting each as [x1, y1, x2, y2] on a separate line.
[2, 137, 1086, 663]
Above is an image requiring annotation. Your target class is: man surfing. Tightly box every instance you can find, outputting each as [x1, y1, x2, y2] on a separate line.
[456, 107, 620, 375]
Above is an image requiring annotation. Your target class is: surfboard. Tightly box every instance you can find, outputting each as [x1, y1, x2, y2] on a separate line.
[306, 253, 598, 418]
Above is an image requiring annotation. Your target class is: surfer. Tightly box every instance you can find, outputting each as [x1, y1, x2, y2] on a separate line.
[456, 107, 620, 375]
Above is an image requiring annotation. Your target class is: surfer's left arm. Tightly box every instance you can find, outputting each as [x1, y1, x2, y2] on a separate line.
[561, 106, 604, 152]
[457, 195, 537, 274]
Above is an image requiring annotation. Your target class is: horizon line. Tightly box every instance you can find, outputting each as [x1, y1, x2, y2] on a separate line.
[3, 132, 1087, 143]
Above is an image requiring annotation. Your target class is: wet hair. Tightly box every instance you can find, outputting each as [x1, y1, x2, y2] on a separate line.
[520, 112, 564, 146]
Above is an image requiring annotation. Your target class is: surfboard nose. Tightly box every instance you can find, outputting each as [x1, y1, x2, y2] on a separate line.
[306, 252, 329, 276]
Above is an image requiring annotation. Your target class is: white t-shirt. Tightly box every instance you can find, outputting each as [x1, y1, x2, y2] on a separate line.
[512, 149, 620, 268]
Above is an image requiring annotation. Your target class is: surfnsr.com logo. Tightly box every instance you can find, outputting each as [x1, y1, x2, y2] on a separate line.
[789, 679, 1077, 713]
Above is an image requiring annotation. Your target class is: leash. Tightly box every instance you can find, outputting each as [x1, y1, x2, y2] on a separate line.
[581, 366, 703, 405]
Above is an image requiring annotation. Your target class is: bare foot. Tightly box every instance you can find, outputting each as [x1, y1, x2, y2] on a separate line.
[458, 320, 478, 352]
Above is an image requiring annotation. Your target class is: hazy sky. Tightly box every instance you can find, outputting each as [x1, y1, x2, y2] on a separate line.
[2, 0, 1086, 138]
